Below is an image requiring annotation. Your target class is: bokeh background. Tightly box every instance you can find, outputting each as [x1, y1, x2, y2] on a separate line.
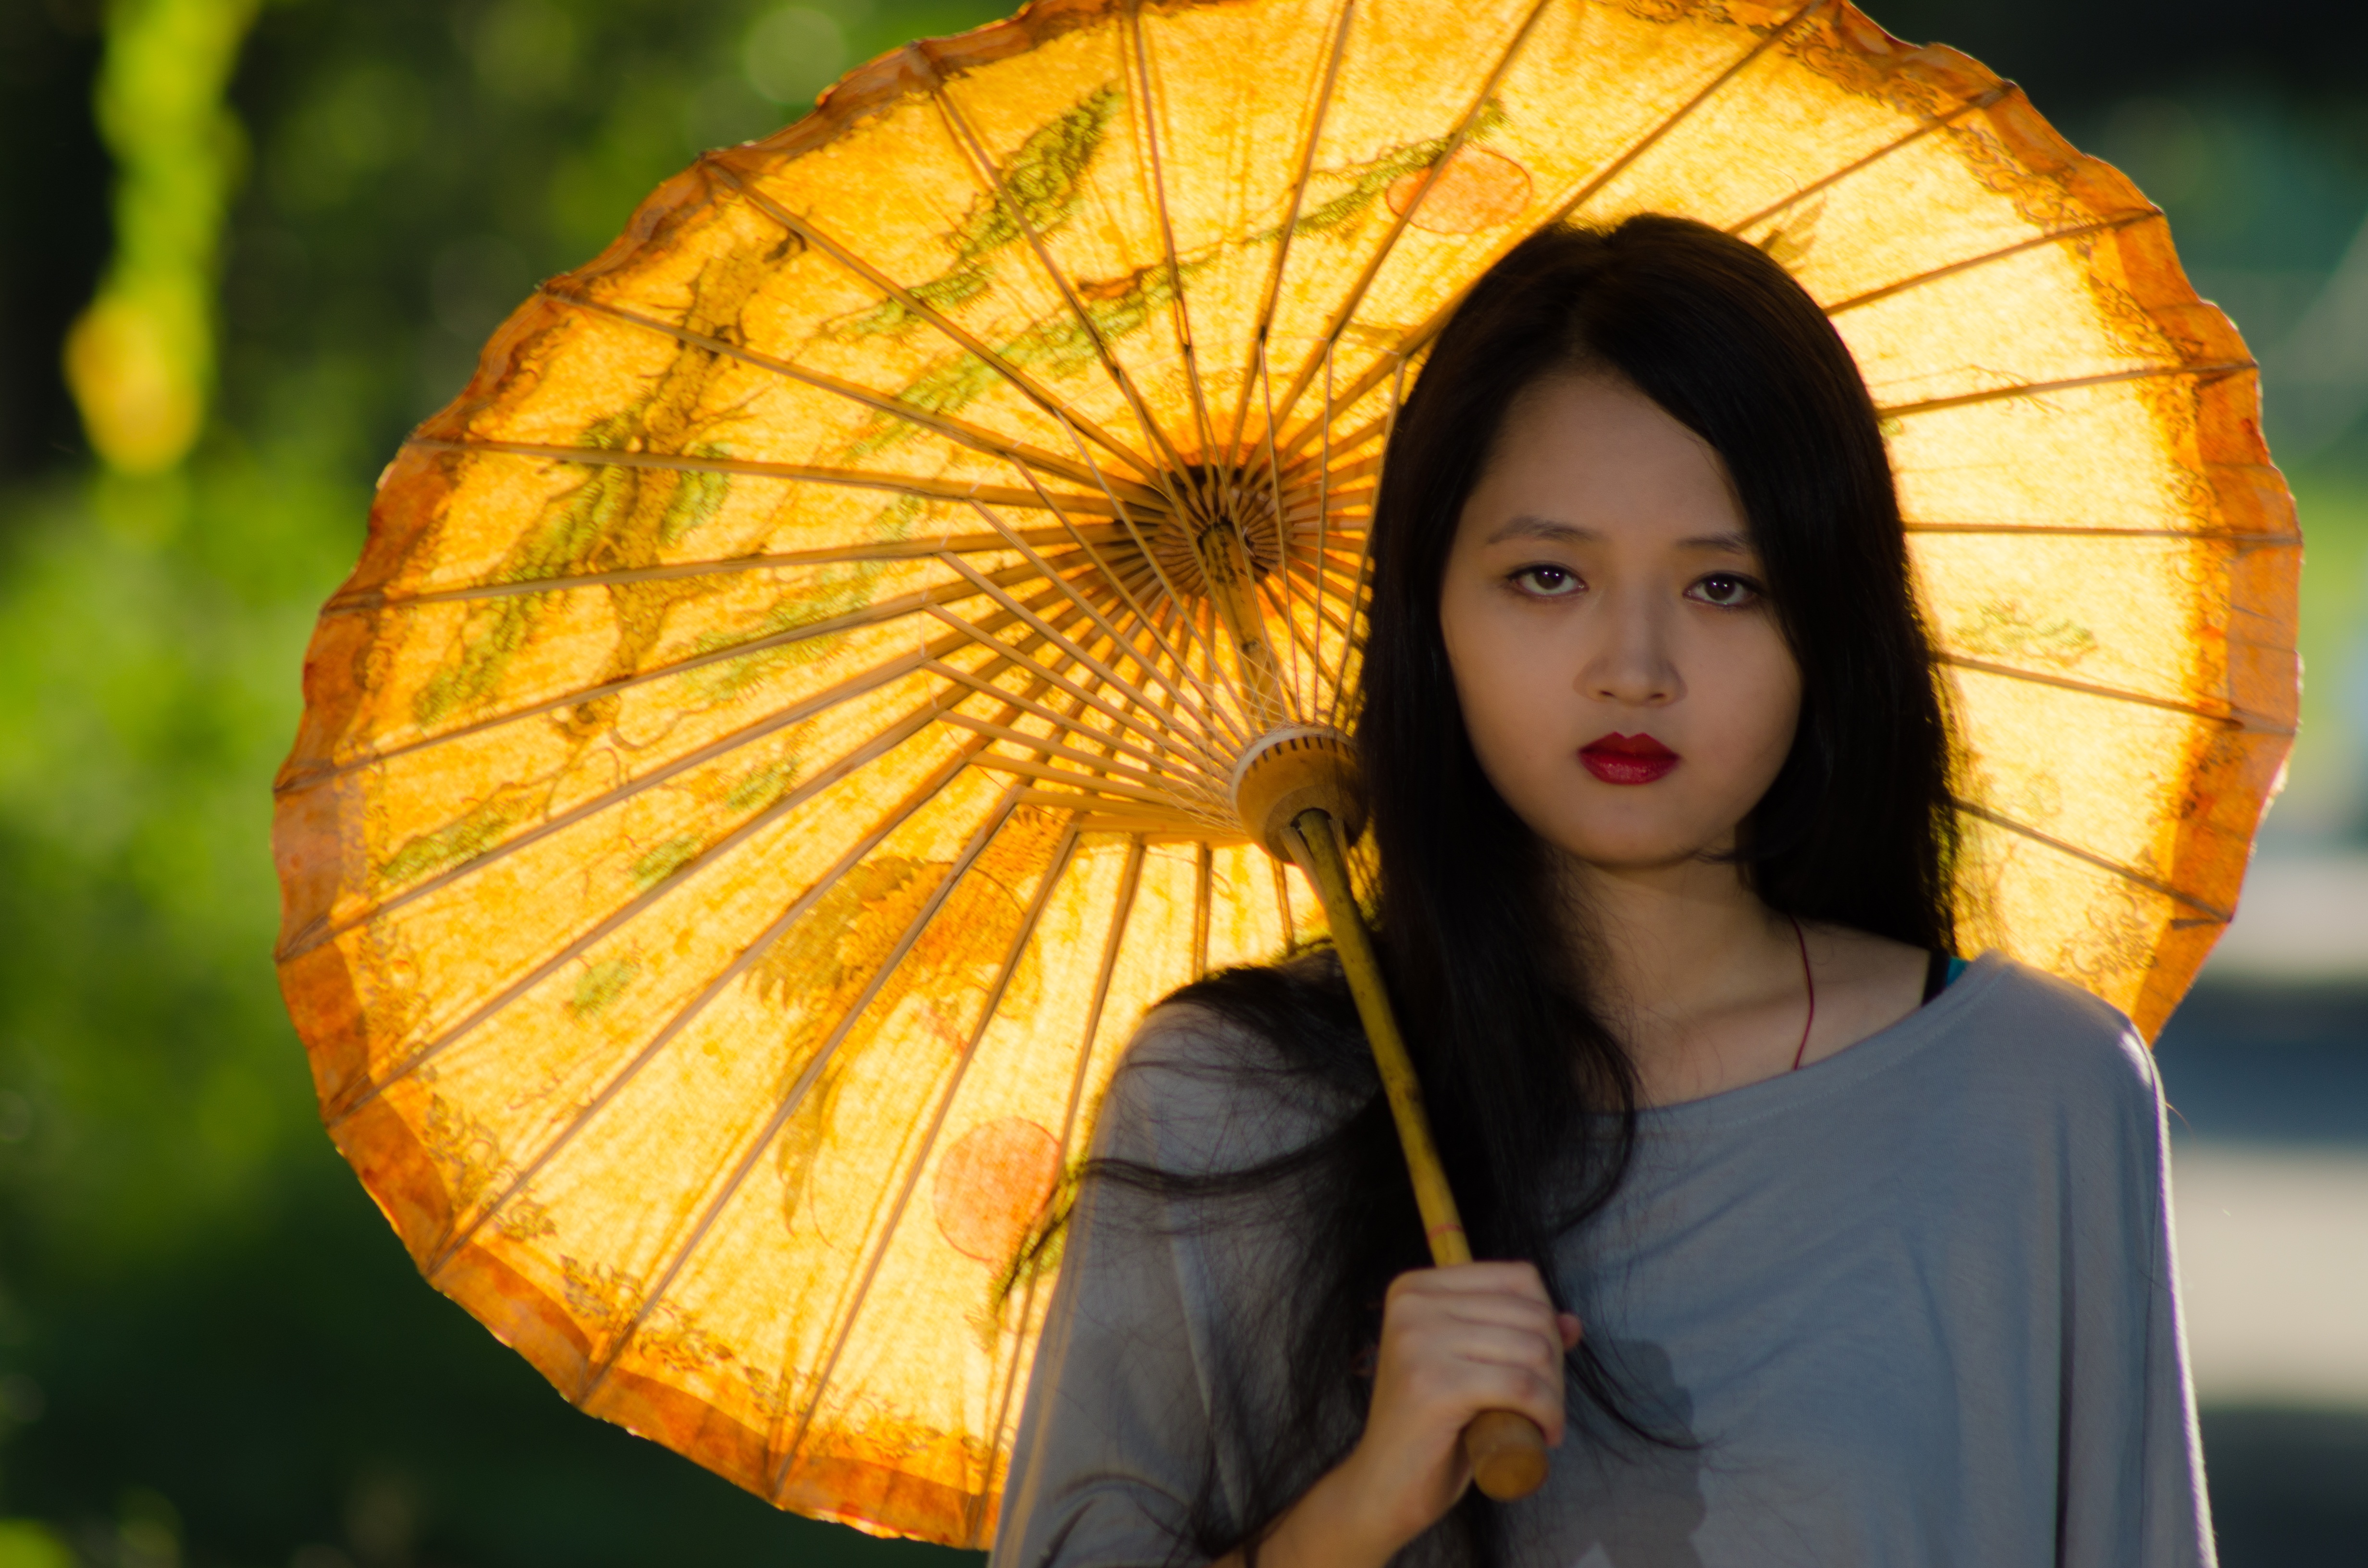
[1, 0, 2363, 1564]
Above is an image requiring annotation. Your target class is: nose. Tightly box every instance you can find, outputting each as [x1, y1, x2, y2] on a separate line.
[1577, 585, 1681, 707]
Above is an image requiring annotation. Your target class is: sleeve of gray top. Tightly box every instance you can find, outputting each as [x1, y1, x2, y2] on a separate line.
[990, 1040, 1216, 1568]
[2056, 1028, 2217, 1568]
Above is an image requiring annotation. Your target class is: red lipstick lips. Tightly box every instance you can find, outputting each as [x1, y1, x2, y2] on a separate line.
[1579, 732, 1679, 785]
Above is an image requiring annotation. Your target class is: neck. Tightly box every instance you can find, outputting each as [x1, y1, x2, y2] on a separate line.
[1552, 848, 1796, 1043]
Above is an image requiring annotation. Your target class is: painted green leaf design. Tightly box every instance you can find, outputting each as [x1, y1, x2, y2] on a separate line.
[853, 256, 1212, 456]
[416, 240, 777, 731]
[836, 83, 1124, 339]
[1252, 100, 1508, 242]
[630, 834, 703, 887]
[570, 958, 639, 1018]
[376, 786, 537, 887]
[658, 446, 731, 545]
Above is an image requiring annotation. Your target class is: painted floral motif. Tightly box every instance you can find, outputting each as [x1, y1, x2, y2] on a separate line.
[420, 1089, 557, 1241]
[760, 808, 1067, 1243]
[1753, 194, 1824, 269]
[1954, 599, 2101, 669]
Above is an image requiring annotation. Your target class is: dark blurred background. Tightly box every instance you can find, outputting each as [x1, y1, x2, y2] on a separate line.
[1, 1, 2363, 1564]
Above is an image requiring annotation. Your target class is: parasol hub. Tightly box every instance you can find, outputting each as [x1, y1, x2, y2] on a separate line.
[1147, 461, 1285, 599]
[1230, 724, 1367, 862]
[1170, 466, 1298, 730]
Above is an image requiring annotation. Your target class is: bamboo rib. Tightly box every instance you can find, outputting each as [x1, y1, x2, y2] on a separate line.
[1718, 86, 2009, 239]
[287, 655, 950, 958]
[1324, 357, 1402, 729]
[1313, 339, 1337, 707]
[1122, 1, 1219, 470]
[1256, 339, 1307, 708]
[1940, 653, 2288, 733]
[767, 822, 1088, 1496]
[706, 160, 1153, 474]
[553, 291, 1124, 493]
[578, 788, 1026, 1406]
[943, 696, 1227, 800]
[1272, 0, 1838, 466]
[958, 831, 1147, 1530]
[964, 832, 1091, 1534]
[997, 460, 1227, 717]
[926, 597, 1224, 763]
[285, 575, 1112, 956]
[275, 552, 1066, 796]
[967, 752, 1213, 813]
[933, 555, 1249, 747]
[323, 529, 1127, 614]
[921, 657, 1231, 777]
[396, 435, 1125, 518]
[770, 671, 1130, 1481]
[1820, 212, 2158, 317]
[1878, 362, 2254, 420]
[1952, 797, 2233, 922]
[1227, 0, 1356, 458]
[1039, 401, 1242, 716]
[920, 59, 1196, 485]
[940, 711, 1232, 813]
[964, 495, 1243, 731]
[1904, 522, 2302, 540]
[1263, 0, 1558, 446]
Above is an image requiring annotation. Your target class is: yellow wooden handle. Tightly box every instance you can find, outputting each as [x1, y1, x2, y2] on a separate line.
[1463, 1408, 1551, 1500]
[1289, 808, 1552, 1504]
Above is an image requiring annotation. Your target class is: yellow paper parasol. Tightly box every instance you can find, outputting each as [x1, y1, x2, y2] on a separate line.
[274, 0, 2299, 1545]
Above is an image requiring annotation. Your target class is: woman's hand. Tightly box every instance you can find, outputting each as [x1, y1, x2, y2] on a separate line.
[1238, 1262, 1580, 1568]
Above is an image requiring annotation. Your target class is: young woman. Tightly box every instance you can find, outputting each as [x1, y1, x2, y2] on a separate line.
[991, 216, 2211, 1567]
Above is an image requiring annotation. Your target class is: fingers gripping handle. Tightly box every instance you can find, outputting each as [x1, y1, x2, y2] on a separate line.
[1287, 808, 1553, 1504]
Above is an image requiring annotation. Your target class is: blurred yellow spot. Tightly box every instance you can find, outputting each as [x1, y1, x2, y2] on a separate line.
[68, 0, 261, 475]
[65, 290, 205, 476]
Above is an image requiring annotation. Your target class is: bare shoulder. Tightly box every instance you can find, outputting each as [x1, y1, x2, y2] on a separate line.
[1796, 920, 1931, 1066]
[1803, 921, 1929, 986]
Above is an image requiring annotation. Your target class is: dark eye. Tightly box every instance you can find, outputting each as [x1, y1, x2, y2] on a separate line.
[1689, 573, 1761, 608]
[1512, 565, 1582, 598]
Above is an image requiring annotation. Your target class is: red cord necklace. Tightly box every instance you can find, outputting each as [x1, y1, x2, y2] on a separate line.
[1788, 915, 1817, 1072]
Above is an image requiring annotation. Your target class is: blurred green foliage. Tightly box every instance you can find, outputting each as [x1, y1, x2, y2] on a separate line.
[2, 0, 1006, 1562]
[63, 0, 260, 473]
[1, 0, 2367, 1564]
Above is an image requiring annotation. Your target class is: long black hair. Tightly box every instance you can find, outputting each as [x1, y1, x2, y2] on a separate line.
[1083, 214, 1958, 1566]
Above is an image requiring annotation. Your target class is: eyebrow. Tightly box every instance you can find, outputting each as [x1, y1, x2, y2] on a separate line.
[1485, 515, 1597, 545]
[1485, 514, 1755, 554]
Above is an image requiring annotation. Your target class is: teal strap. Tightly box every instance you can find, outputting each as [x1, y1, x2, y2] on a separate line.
[1945, 955, 1969, 986]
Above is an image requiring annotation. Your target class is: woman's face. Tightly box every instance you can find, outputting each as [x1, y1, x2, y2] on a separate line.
[1439, 374, 1802, 872]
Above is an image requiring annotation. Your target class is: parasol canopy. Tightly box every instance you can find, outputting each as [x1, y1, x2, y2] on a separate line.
[274, 0, 2299, 1545]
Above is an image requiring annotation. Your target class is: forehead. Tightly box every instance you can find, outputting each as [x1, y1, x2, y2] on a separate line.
[1464, 374, 1747, 546]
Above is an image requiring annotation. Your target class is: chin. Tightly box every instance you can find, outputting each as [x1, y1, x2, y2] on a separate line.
[1542, 825, 1732, 874]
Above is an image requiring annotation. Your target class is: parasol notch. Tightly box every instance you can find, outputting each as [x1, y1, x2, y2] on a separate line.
[1230, 724, 1366, 860]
